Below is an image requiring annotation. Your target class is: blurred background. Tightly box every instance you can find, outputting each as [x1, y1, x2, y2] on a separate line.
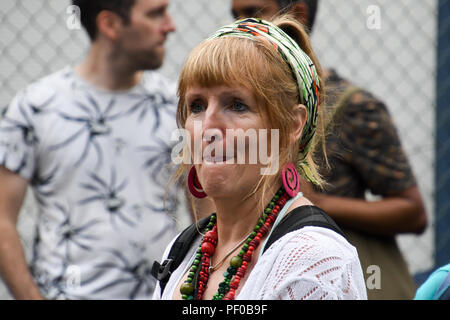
[0, 0, 448, 298]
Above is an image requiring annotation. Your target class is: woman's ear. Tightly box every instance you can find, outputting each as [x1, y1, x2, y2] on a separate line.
[291, 104, 307, 143]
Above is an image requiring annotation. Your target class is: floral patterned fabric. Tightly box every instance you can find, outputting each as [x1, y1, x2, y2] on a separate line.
[0, 67, 187, 299]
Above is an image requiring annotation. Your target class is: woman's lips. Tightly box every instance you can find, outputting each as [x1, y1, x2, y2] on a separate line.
[203, 155, 234, 164]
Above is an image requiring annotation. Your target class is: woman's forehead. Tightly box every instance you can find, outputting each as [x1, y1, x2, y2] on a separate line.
[185, 85, 254, 98]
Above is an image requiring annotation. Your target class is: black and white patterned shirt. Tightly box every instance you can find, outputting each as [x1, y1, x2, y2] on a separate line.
[0, 67, 187, 299]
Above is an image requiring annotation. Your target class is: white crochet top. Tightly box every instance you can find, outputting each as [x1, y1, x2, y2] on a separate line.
[153, 226, 368, 300]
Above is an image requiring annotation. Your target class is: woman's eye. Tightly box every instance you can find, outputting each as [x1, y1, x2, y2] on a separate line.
[231, 101, 248, 112]
[190, 101, 205, 114]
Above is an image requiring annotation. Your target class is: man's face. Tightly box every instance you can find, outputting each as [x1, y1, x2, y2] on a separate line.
[231, 0, 281, 20]
[115, 0, 176, 70]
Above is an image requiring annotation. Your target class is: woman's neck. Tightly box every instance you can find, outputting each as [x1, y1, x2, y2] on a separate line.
[212, 182, 281, 246]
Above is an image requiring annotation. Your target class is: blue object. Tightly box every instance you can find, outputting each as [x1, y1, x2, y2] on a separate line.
[414, 263, 450, 300]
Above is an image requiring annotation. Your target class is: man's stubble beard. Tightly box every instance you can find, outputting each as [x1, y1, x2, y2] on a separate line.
[129, 47, 165, 71]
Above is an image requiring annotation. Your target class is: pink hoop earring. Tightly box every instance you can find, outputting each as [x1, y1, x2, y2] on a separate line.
[281, 163, 300, 198]
[187, 166, 207, 198]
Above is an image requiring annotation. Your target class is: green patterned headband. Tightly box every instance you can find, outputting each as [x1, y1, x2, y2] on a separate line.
[209, 18, 321, 184]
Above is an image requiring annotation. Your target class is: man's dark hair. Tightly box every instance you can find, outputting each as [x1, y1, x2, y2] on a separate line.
[72, 0, 136, 40]
[277, 0, 319, 33]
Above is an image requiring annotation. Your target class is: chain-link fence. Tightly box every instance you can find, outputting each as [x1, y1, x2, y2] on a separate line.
[0, 0, 444, 299]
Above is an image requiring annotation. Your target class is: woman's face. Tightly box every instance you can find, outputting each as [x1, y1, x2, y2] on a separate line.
[184, 85, 274, 199]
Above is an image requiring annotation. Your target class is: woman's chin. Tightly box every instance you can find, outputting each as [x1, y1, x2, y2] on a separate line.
[199, 164, 236, 196]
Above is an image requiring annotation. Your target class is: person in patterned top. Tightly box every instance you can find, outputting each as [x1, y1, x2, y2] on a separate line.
[232, 0, 428, 299]
[0, 0, 191, 299]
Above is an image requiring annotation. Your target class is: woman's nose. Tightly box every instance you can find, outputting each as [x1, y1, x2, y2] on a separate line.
[202, 104, 226, 146]
[202, 103, 225, 133]
[203, 128, 223, 144]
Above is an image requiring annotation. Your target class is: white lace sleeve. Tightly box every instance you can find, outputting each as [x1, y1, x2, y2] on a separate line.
[238, 227, 367, 300]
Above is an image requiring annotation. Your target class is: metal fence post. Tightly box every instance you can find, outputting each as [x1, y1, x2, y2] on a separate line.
[436, 0, 450, 267]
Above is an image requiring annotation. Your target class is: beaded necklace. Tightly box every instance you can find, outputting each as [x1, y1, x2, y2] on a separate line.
[180, 187, 289, 300]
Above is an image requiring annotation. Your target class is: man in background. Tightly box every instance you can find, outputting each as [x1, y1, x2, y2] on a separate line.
[0, 0, 188, 299]
[232, 0, 427, 299]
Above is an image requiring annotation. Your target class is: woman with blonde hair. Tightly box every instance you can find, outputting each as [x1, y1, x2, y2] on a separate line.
[152, 16, 367, 300]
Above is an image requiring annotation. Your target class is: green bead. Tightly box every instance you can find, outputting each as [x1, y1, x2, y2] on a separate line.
[265, 208, 272, 214]
[180, 282, 194, 295]
[243, 243, 249, 251]
[230, 256, 243, 268]
[251, 231, 257, 237]
[218, 282, 229, 293]
[182, 294, 188, 299]
[194, 259, 200, 265]
[189, 271, 195, 278]
[239, 250, 245, 257]
[191, 265, 197, 271]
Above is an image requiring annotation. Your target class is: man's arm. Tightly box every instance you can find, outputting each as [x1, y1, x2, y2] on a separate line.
[303, 181, 427, 236]
[0, 166, 44, 299]
[309, 88, 427, 236]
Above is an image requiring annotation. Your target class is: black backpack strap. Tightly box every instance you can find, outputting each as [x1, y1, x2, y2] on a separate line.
[262, 205, 345, 254]
[151, 214, 212, 296]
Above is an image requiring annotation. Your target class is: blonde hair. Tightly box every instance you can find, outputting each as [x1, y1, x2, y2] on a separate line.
[171, 15, 326, 216]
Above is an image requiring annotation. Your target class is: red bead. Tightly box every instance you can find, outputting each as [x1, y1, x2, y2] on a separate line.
[205, 229, 217, 238]
[249, 239, 259, 247]
[201, 242, 215, 255]
[224, 292, 235, 300]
